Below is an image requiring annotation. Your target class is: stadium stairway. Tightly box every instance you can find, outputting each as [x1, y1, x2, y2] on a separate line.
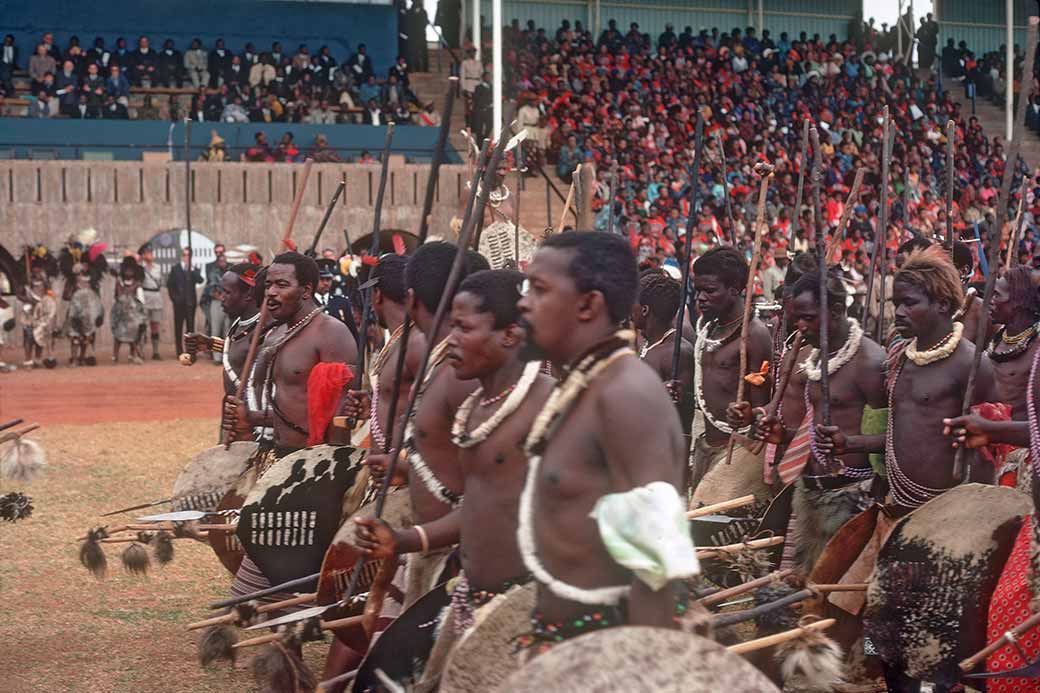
[945, 79, 1040, 172]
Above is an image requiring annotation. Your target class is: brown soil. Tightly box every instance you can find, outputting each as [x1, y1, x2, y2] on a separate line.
[0, 363, 328, 691]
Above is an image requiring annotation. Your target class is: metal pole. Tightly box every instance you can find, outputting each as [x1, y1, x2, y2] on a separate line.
[184, 118, 192, 263]
[492, 0, 502, 140]
[1007, 0, 1014, 142]
[459, 0, 466, 51]
[757, 0, 764, 36]
[473, 0, 481, 63]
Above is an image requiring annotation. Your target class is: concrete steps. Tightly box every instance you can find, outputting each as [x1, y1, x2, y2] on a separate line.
[945, 81, 1040, 170]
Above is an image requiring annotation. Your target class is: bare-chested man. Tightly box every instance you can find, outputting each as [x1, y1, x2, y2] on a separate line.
[185, 263, 261, 442]
[224, 251, 358, 453]
[736, 269, 886, 575]
[364, 242, 489, 602]
[631, 271, 695, 431]
[512, 231, 698, 652]
[355, 269, 554, 686]
[689, 246, 773, 507]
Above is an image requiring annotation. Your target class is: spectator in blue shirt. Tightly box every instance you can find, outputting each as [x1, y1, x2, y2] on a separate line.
[105, 64, 130, 105]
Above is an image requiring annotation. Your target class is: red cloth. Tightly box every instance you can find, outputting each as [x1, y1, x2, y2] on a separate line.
[985, 514, 1040, 691]
[971, 402, 1014, 469]
[306, 362, 354, 446]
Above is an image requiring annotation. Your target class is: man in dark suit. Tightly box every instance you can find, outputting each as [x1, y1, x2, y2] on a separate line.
[0, 34, 18, 96]
[166, 247, 204, 355]
[315, 259, 359, 344]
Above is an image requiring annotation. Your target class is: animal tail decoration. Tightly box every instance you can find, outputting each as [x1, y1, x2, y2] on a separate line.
[79, 526, 109, 578]
[251, 619, 324, 692]
[0, 491, 33, 522]
[121, 532, 153, 575]
[199, 624, 238, 667]
[0, 438, 46, 483]
[776, 617, 845, 690]
[153, 530, 175, 565]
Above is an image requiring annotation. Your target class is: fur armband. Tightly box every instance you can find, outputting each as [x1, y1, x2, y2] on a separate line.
[590, 481, 700, 591]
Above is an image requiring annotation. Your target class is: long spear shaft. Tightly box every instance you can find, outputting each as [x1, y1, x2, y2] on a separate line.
[945, 119, 956, 252]
[791, 119, 811, 242]
[306, 178, 347, 256]
[876, 120, 894, 343]
[184, 118, 192, 263]
[514, 140, 522, 261]
[953, 15, 1039, 481]
[864, 110, 889, 339]
[606, 165, 617, 235]
[716, 130, 734, 242]
[671, 114, 704, 383]
[809, 127, 831, 428]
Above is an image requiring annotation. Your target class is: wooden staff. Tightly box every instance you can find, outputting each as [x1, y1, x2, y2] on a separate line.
[1006, 191, 1026, 271]
[232, 615, 363, 649]
[698, 569, 794, 607]
[685, 492, 754, 519]
[695, 535, 784, 560]
[765, 331, 804, 420]
[100, 498, 173, 517]
[790, 119, 811, 242]
[226, 301, 268, 450]
[556, 166, 578, 233]
[514, 137, 523, 261]
[187, 592, 317, 630]
[723, 161, 774, 466]
[715, 129, 734, 240]
[823, 168, 866, 261]
[954, 15, 1039, 481]
[184, 118, 193, 263]
[671, 115, 704, 386]
[306, 177, 347, 257]
[0, 418, 24, 433]
[605, 164, 618, 235]
[713, 586, 864, 629]
[876, 116, 895, 342]
[0, 423, 40, 444]
[281, 158, 315, 251]
[728, 619, 835, 655]
[863, 110, 889, 342]
[944, 119, 956, 252]
[808, 128, 833, 437]
[960, 610, 1040, 672]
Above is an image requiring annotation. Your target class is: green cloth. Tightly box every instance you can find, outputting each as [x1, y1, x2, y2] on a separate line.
[861, 405, 887, 477]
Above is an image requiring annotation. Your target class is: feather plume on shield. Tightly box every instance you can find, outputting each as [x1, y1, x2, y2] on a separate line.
[0, 492, 33, 522]
[775, 617, 845, 690]
[251, 619, 323, 693]
[199, 624, 238, 667]
[120, 531, 154, 575]
[0, 438, 46, 483]
[153, 530, 175, 565]
[79, 526, 109, 578]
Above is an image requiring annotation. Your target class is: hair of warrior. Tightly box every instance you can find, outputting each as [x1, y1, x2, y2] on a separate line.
[790, 268, 847, 312]
[405, 242, 490, 313]
[1006, 265, 1040, 317]
[540, 231, 639, 324]
[783, 251, 817, 297]
[271, 251, 319, 292]
[457, 269, 524, 330]
[897, 235, 932, 257]
[894, 245, 964, 309]
[638, 271, 681, 320]
[371, 254, 408, 303]
[952, 240, 974, 275]
[693, 245, 748, 291]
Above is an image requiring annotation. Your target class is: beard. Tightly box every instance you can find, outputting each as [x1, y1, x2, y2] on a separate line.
[517, 318, 548, 362]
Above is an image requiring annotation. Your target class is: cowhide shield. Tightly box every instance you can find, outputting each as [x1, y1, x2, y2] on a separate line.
[863, 483, 1030, 687]
[316, 486, 413, 605]
[438, 582, 537, 693]
[170, 441, 257, 512]
[352, 581, 451, 693]
[497, 627, 780, 692]
[236, 445, 365, 587]
[477, 220, 536, 270]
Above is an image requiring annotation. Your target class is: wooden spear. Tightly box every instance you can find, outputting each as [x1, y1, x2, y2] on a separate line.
[671, 114, 704, 387]
[863, 109, 889, 339]
[727, 619, 836, 654]
[281, 158, 314, 250]
[306, 177, 347, 257]
[824, 168, 866, 261]
[1006, 191, 1026, 271]
[606, 164, 618, 235]
[953, 15, 1039, 481]
[875, 118, 895, 342]
[697, 569, 794, 607]
[790, 119, 811, 242]
[556, 165, 579, 233]
[723, 162, 774, 466]
[960, 609, 1040, 672]
[944, 119, 956, 252]
[808, 127, 834, 443]
[685, 492, 754, 519]
[232, 614, 363, 649]
[187, 592, 317, 631]
[715, 129, 734, 240]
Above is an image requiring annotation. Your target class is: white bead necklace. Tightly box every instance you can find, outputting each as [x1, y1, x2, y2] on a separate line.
[451, 361, 541, 448]
[801, 318, 863, 381]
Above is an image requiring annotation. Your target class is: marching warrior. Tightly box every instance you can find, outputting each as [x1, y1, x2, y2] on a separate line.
[631, 271, 695, 431]
[513, 232, 698, 653]
[738, 269, 887, 575]
[689, 246, 773, 506]
[354, 269, 553, 686]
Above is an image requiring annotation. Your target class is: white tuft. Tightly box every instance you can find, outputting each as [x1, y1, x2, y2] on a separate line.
[777, 631, 845, 691]
[0, 439, 46, 483]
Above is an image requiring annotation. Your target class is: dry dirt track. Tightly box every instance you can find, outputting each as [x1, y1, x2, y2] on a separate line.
[0, 355, 327, 692]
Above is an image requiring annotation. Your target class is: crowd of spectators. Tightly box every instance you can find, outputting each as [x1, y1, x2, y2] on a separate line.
[503, 17, 1040, 297]
[0, 31, 443, 127]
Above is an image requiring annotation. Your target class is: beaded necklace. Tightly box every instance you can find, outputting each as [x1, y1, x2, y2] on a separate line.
[518, 333, 636, 605]
[368, 324, 406, 451]
[257, 307, 324, 437]
[695, 315, 742, 353]
[1025, 342, 1040, 478]
[904, 322, 963, 367]
[987, 321, 1040, 364]
[451, 361, 541, 448]
[693, 317, 749, 436]
[803, 380, 873, 479]
[222, 313, 261, 388]
[801, 318, 863, 381]
[639, 328, 676, 359]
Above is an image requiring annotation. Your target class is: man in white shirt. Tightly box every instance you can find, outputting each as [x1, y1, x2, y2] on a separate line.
[139, 243, 165, 360]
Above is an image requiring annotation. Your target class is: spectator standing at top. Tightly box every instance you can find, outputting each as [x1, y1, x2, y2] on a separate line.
[405, 0, 429, 72]
[54, 60, 79, 116]
[0, 35, 18, 97]
[157, 39, 183, 87]
[208, 38, 232, 88]
[471, 70, 492, 140]
[29, 43, 56, 94]
[166, 248, 203, 357]
[460, 46, 481, 105]
[917, 13, 939, 70]
[347, 43, 374, 82]
[202, 243, 229, 363]
[435, 0, 461, 49]
[132, 36, 157, 87]
[184, 39, 209, 88]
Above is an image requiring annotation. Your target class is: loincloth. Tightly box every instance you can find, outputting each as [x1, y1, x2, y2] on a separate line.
[792, 476, 874, 577]
[415, 572, 532, 692]
[689, 433, 770, 512]
[985, 514, 1040, 690]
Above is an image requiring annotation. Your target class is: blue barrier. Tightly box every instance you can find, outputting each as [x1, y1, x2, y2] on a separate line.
[0, 118, 460, 163]
[0, 0, 397, 76]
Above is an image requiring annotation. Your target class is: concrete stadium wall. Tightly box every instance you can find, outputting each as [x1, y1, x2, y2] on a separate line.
[937, 0, 1032, 55]
[0, 160, 469, 255]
